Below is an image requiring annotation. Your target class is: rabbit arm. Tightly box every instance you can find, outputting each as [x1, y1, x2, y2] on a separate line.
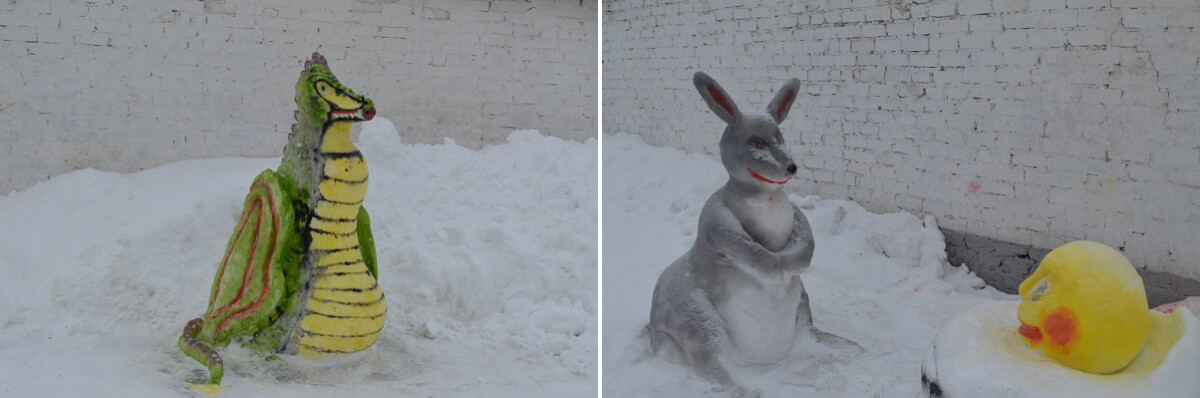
[777, 206, 814, 270]
[707, 222, 783, 273]
[776, 234, 813, 271]
[788, 206, 807, 241]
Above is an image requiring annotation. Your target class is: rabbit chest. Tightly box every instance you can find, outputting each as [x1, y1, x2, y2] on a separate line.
[730, 191, 795, 253]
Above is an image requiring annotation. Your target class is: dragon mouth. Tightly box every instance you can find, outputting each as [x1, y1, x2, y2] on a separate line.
[330, 107, 375, 121]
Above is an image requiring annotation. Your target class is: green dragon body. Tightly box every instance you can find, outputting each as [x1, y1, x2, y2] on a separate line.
[179, 52, 385, 384]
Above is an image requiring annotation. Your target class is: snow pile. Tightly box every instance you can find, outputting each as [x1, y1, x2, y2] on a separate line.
[0, 118, 596, 397]
[602, 133, 1010, 397]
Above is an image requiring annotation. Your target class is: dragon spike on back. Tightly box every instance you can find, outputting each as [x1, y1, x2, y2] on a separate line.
[304, 52, 328, 69]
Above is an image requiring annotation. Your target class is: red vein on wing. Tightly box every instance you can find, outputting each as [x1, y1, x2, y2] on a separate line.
[206, 193, 256, 318]
[217, 182, 281, 335]
[213, 198, 262, 328]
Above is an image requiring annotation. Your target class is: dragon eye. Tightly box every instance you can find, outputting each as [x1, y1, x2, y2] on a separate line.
[316, 81, 331, 94]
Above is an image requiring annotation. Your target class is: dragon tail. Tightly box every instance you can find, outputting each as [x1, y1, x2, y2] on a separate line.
[179, 318, 224, 384]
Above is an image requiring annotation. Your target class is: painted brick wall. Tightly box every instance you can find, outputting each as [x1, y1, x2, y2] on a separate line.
[1, 0, 596, 194]
[604, 0, 1200, 283]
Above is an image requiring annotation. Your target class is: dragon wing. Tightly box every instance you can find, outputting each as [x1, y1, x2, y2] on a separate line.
[198, 169, 306, 345]
[356, 205, 379, 280]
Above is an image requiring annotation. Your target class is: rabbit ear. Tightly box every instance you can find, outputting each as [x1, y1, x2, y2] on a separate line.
[693, 72, 740, 125]
[766, 78, 801, 124]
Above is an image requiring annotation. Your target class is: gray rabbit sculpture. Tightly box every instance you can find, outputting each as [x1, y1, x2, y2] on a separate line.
[648, 72, 815, 396]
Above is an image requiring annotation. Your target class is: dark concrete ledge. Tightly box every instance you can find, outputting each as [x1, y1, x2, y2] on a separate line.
[942, 228, 1200, 307]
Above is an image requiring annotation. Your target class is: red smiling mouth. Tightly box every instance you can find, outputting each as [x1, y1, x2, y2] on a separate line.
[748, 168, 791, 184]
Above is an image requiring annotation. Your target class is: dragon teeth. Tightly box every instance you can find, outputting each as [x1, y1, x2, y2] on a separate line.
[332, 110, 363, 120]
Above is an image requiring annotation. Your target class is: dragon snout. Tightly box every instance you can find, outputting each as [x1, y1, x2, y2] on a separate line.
[363, 107, 375, 121]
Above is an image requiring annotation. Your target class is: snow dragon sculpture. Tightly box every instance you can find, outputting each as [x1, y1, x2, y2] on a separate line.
[179, 52, 385, 384]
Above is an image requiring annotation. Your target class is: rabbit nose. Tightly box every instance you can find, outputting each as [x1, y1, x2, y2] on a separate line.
[787, 164, 797, 174]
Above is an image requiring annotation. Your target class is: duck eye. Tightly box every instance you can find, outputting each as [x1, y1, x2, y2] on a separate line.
[1030, 280, 1048, 302]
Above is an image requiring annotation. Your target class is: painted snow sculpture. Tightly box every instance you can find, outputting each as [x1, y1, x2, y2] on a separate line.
[1016, 240, 1149, 373]
[921, 241, 1200, 398]
[648, 72, 813, 396]
[179, 52, 385, 385]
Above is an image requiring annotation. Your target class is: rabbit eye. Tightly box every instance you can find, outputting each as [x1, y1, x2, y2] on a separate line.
[752, 139, 766, 150]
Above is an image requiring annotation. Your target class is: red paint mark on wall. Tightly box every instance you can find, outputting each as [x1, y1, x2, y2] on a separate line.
[968, 181, 981, 193]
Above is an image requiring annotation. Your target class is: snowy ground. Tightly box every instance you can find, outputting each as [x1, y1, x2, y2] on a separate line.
[601, 133, 1014, 397]
[0, 119, 597, 397]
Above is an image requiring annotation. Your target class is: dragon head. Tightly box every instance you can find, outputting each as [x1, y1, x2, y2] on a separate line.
[280, 52, 377, 194]
[292, 52, 375, 139]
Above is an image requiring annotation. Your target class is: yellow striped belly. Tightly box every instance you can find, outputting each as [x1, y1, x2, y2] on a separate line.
[295, 260, 386, 358]
[294, 145, 385, 358]
[297, 205, 386, 357]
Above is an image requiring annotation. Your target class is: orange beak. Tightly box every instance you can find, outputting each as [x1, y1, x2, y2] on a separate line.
[1019, 321, 1043, 344]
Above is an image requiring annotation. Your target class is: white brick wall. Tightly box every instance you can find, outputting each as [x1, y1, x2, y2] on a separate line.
[604, 0, 1200, 280]
[1, 0, 597, 194]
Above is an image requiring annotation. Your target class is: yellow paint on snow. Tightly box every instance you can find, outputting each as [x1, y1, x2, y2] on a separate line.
[186, 383, 230, 397]
[1116, 310, 1186, 377]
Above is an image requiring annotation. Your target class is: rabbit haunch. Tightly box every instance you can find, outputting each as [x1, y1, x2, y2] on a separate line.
[648, 72, 814, 396]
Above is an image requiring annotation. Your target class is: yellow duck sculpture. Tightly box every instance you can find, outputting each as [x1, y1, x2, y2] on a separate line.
[921, 240, 1200, 398]
[1015, 240, 1149, 374]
